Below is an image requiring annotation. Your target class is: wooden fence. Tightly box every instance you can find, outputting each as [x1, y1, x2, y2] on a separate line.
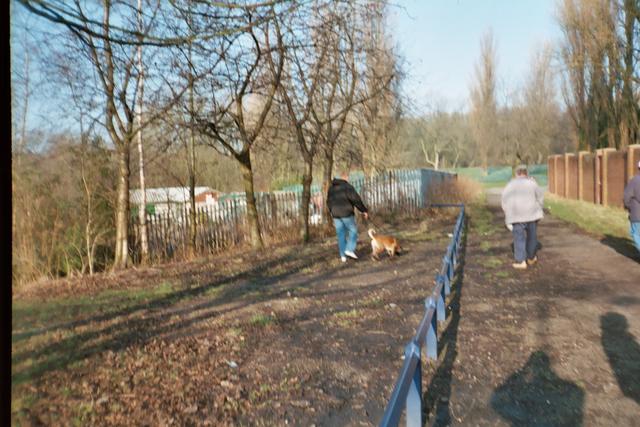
[548, 144, 640, 207]
[129, 169, 453, 261]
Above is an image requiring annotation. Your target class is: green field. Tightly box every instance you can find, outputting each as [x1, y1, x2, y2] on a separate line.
[448, 165, 548, 188]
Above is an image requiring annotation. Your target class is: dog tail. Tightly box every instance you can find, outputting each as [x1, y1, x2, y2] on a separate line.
[368, 228, 376, 239]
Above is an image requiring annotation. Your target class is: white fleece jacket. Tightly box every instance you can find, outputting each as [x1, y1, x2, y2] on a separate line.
[501, 176, 544, 225]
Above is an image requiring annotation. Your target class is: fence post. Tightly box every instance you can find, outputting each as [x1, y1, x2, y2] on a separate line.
[628, 144, 640, 184]
[405, 340, 423, 427]
[425, 297, 438, 361]
[600, 148, 616, 207]
[436, 278, 446, 322]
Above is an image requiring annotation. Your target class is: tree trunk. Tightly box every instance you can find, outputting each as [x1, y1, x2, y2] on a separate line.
[187, 80, 197, 255]
[188, 162, 197, 256]
[113, 144, 131, 270]
[300, 159, 313, 243]
[136, 0, 149, 263]
[238, 151, 263, 248]
[322, 143, 334, 226]
[187, 13, 197, 256]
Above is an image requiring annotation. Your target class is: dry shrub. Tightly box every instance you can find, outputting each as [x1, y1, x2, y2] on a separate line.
[426, 176, 482, 206]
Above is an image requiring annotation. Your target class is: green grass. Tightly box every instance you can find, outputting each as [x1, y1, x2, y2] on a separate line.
[11, 281, 186, 389]
[13, 282, 177, 334]
[494, 271, 510, 279]
[544, 194, 629, 239]
[468, 198, 500, 236]
[484, 256, 503, 268]
[249, 313, 276, 327]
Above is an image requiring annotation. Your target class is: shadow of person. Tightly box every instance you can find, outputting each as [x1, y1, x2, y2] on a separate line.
[600, 312, 640, 403]
[491, 351, 584, 427]
[600, 235, 640, 263]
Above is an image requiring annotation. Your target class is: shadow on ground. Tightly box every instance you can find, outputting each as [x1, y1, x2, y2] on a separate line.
[600, 312, 640, 404]
[600, 235, 640, 263]
[11, 246, 343, 384]
[491, 350, 585, 427]
[422, 219, 467, 426]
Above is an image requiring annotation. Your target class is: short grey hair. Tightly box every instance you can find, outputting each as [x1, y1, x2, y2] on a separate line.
[515, 164, 528, 175]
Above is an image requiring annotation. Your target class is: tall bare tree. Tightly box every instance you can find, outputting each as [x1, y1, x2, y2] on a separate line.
[558, 0, 639, 150]
[470, 30, 498, 172]
[136, 0, 150, 263]
[351, 1, 401, 176]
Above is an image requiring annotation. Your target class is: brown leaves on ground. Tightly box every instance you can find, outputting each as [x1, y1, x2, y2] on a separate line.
[12, 211, 459, 426]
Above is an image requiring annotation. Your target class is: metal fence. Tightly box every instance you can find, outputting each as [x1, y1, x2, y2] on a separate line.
[129, 169, 455, 261]
[379, 204, 466, 427]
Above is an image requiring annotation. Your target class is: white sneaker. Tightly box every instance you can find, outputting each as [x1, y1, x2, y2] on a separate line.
[345, 250, 358, 260]
[512, 261, 527, 269]
[341, 256, 347, 263]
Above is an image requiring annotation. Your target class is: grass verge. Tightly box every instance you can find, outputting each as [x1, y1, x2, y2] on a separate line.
[544, 194, 630, 240]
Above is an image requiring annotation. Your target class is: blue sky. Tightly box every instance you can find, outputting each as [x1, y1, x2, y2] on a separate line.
[390, 0, 563, 114]
[12, 0, 564, 135]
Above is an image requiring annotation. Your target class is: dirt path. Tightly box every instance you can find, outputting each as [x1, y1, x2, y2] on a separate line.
[429, 190, 640, 426]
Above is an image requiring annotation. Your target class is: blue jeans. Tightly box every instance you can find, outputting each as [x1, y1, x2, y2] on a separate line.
[512, 221, 538, 262]
[631, 222, 640, 253]
[333, 215, 358, 257]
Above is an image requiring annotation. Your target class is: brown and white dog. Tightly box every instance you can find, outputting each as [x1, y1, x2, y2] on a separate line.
[368, 229, 402, 260]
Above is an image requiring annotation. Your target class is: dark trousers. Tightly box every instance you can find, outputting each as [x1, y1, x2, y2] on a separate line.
[512, 221, 538, 262]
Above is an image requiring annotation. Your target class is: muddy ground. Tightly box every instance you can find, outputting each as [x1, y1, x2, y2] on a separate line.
[11, 200, 640, 426]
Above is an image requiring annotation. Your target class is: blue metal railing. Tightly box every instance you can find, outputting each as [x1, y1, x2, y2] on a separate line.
[380, 204, 466, 427]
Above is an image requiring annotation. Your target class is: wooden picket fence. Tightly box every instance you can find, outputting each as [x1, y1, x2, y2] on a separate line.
[129, 169, 451, 261]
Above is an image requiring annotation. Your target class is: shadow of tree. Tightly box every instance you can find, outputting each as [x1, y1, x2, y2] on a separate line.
[600, 312, 640, 403]
[491, 350, 584, 427]
[11, 229, 440, 386]
[11, 247, 347, 384]
[600, 235, 640, 263]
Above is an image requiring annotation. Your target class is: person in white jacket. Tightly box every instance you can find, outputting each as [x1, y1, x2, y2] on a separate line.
[501, 165, 544, 269]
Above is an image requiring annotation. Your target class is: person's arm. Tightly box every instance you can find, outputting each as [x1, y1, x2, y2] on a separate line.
[501, 182, 511, 213]
[347, 184, 368, 214]
[326, 188, 334, 215]
[535, 183, 544, 208]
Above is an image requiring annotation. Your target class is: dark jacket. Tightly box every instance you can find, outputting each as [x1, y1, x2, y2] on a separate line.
[327, 178, 368, 218]
[624, 174, 640, 222]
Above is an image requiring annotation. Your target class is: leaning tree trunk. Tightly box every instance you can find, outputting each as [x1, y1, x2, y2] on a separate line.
[300, 158, 313, 243]
[113, 143, 131, 270]
[238, 150, 264, 248]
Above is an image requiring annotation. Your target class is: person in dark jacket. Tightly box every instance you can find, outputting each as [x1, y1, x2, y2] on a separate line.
[327, 172, 369, 262]
[623, 160, 640, 253]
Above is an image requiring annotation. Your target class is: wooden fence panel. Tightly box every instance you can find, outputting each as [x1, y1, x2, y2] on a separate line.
[557, 158, 566, 197]
[580, 153, 596, 203]
[606, 151, 626, 208]
[567, 154, 578, 199]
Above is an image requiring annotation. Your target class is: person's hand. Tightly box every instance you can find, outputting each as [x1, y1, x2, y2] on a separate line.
[506, 223, 513, 231]
[363, 212, 369, 220]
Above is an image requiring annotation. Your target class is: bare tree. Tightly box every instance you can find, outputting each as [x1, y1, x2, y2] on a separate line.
[558, 0, 639, 150]
[469, 29, 498, 172]
[266, 1, 383, 241]
[136, 0, 149, 263]
[351, 1, 402, 176]
[30, 1, 189, 269]
[195, 5, 285, 248]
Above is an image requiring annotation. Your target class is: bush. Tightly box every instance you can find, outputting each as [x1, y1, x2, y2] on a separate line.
[426, 176, 483, 206]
